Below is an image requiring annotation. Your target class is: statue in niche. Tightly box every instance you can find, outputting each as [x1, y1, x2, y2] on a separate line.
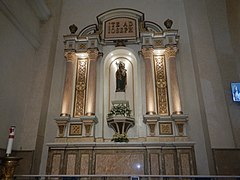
[115, 61, 127, 92]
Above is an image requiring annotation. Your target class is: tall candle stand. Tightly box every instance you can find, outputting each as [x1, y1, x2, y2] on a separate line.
[0, 156, 22, 180]
[0, 126, 21, 180]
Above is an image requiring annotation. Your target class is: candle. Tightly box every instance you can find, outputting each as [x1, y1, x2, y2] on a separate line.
[6, 126, 15, 157]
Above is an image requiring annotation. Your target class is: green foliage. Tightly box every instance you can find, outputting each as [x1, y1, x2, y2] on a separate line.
[108, 104, 131, 117]
[111, 133, 129, 142]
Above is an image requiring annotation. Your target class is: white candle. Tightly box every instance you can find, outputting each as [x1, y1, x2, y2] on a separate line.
[6, 126, 15, 157]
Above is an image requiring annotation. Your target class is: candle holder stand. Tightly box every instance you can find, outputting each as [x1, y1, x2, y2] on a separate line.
[0, 156, 22, 180]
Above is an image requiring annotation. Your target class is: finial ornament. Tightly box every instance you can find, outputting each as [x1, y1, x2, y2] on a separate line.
[69, 24, 78, 34]
[164, 19, 173, 29]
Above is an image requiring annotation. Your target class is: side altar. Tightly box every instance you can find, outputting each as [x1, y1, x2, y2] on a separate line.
[46, 9, 197, 175]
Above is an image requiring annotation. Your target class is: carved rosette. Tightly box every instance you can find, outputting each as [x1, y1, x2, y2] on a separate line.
[74, 59, 88, 117]
[154, 55, 169, 115]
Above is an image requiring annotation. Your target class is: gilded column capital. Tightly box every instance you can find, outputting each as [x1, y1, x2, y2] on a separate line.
[164, 47, 178, 59]
[87, 49, 99, 61]
[64, 51, 76, 62]
[141, 47, 154, 59]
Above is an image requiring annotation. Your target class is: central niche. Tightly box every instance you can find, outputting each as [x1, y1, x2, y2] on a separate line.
[104, 48, 138, 138]
[105, 48, 136, 116]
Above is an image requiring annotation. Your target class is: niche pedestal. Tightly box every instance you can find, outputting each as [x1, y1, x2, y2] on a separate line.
[107, 100, 135, 142]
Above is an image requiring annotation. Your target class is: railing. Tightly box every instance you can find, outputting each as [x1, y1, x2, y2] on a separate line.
[13, 175, 240, 180]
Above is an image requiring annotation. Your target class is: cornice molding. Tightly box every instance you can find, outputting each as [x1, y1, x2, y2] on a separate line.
[0, 0, 50, 49]
[27, 0, 51, 22]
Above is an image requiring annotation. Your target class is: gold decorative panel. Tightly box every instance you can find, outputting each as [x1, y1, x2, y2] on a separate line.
[69, 124, 82, 136]
[159, 122, 173, 135]
[153, 39, 164, 47]
[74, 59, 88, 117]
[78, 43, 87, 49]
[154, 55, 169, 115]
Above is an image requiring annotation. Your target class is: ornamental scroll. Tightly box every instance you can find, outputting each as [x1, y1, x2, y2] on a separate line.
[73, 59, 88, 117]
[154, 55, 169, 115]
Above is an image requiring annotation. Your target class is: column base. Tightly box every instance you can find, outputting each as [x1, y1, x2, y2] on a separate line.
[60, 113, 71, 117]
[172, 111, 183, 115]
[85, 112, 95, 116]
[146, 111, 156, 115]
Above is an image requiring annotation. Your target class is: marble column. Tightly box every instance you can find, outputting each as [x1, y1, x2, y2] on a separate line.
[142, 48, 156, 115]
[61, 51, 76, 117]
[165, 47, 183, 114]
[85, 49, 99, 116]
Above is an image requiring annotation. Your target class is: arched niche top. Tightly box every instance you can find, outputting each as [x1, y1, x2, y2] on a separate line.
[97, 8, 144, 25]
[103, 47, 138, 68]
[78, 24, 98, 37]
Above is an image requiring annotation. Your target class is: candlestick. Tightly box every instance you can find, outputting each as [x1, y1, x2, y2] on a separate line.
[6, 126, 15, 157]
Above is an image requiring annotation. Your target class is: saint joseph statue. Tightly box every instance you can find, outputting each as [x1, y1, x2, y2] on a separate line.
[116, 61, 127, 92]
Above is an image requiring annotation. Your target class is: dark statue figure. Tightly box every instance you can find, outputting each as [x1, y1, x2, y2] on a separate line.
[116, 61, 127, 92]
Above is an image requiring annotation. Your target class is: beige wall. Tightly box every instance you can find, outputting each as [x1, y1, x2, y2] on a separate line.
[0, 0, 61, 174]
[0, 0, 40, 150]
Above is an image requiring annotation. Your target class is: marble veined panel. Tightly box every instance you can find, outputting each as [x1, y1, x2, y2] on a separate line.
[180, 153, 190, 175]
[95, 153, 144, 174]
[51, 154, 61, 175]
[150, 153, 160, 175]
[80, 154, 89, 174]
[164, 154, 175, 175]
[66, 154, 76, 174]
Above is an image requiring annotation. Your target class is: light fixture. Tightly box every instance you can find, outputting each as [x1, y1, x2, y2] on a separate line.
[76, 52, 88, 58]
[153, 49, 165, 55]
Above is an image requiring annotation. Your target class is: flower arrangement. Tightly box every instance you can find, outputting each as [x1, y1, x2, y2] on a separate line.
[111, 133, 129, 142]
[108, 103, 131, 117]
